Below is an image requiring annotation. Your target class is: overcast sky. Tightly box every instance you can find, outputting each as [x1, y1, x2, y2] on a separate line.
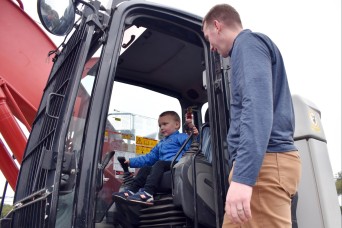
[1, 0, 340, 203]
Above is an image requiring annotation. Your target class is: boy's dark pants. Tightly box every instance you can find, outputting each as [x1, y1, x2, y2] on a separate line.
[129, 160, 172, 195]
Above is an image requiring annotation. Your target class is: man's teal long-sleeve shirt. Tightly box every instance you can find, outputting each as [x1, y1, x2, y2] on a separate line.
[228, 29, 297, 186]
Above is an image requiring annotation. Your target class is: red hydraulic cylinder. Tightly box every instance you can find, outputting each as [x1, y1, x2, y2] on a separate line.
[0, 139, 19, 190]
[0, 87, 27, 164]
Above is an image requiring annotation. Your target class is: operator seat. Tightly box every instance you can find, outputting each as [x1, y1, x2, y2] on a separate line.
[172, 111, 215, 227]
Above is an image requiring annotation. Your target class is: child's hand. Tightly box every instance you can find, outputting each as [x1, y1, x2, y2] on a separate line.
[192, 126, 199, 136]
[124, 160, 130, 167]
[185, 119, 198, 136]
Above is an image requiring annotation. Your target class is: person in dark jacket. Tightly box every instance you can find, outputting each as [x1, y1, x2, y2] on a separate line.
[202, 4, 301, 227]
[113, 111, 198, 206]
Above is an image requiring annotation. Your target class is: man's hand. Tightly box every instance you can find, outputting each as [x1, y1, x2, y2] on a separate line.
[225, 181, 253, 224]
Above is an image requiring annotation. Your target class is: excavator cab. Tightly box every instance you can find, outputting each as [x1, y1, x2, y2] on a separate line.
[7, 0, 229, 227]
[2, 0, 340, 228]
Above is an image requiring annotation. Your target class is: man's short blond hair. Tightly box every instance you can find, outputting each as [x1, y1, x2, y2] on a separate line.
[203, 4, 242, 28]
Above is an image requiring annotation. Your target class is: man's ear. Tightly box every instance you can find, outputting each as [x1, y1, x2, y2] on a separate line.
[214, 20, 221, 32]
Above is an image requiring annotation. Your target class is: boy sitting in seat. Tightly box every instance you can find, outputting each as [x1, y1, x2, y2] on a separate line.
[112, 111, 198, 206]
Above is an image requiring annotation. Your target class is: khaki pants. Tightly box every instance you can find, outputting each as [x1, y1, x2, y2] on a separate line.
[222, 151, 301, 228]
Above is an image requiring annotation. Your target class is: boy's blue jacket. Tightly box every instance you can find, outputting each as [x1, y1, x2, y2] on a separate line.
[129, 131, 191, 168]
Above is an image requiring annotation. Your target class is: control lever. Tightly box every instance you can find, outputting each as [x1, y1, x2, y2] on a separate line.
[117, 156, 129, 173]
[117, 156, 134, 186]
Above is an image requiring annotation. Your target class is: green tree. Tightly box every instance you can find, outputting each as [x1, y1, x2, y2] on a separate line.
[336, 172, 342, 195]
[336, 172, 342, 213]
[1, 204, 13, 218]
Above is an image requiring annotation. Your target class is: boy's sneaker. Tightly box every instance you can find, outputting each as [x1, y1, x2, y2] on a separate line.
[127, 191, 154, 206]
[112, 189, 134, 203]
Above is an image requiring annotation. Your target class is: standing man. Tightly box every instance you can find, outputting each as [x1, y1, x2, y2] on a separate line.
[202, 4, 301, 227]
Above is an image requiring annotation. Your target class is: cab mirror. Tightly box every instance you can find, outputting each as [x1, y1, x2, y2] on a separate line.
[37, 0, 75, 36]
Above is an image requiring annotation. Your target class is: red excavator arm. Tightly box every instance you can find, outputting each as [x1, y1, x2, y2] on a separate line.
[0, 0, 56, 190]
